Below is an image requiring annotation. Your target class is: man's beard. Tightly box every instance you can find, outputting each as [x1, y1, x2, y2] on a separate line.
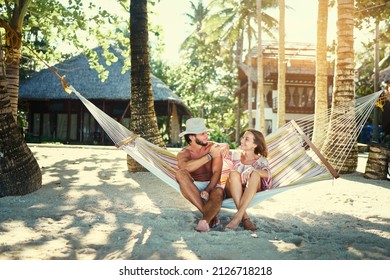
[195, 137, 208, 147]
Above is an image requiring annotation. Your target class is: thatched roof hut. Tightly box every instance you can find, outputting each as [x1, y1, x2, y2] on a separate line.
[19, 46, 191, 113]
[19, 47, 191, 146]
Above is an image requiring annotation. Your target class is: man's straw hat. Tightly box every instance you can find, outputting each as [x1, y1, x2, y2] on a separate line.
[179, 118, 213, 137]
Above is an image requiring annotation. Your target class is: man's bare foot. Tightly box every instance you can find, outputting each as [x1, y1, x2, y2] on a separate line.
[195, 219, 210, 232]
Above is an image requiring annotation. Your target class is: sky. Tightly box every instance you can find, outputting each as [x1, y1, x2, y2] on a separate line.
[150, 1, 194, 63]
[150, 0, 373, 64]
[152, 0, 336, 62]
[87, 0, 373, 64]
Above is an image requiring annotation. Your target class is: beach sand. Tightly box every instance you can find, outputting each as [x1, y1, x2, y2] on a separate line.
[0, 144, 389, 260]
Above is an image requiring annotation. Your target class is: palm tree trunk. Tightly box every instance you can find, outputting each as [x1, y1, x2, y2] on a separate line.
[235, 35, 244, 142]
[277, 0, 286, 128]
[4, 49, 20, 121]
[255, 0, 265, 132]
[322, 0, 357, 173]
[0, 43, 42, 197]
[0, 21, 21, 120]
[1, 0, 30, 120]
[247, 18, 253, 129]
[128, 0, 164, 172]
[312, 0, 329, 148]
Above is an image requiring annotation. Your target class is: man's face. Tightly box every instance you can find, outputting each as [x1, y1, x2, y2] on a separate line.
[193, 131, 209, 146]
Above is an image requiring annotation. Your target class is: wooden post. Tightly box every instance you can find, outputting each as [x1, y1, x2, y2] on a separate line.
[170, 104, 179, 146]
[364, 144, 390, 180]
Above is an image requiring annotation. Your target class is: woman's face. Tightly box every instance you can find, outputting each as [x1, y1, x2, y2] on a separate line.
[240, 131, 257, 151]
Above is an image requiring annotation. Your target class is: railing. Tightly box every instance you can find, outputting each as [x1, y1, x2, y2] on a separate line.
[272, 97, 315, 114]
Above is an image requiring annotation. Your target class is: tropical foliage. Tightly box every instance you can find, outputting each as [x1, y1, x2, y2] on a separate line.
[354, 0, 390, 96]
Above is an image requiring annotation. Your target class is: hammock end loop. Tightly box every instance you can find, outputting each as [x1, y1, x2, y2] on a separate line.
[60, 75, 73, 94]
[115, 134, 139, 148]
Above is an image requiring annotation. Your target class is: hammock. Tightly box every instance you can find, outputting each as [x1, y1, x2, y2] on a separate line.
[67, 85, 340, 209]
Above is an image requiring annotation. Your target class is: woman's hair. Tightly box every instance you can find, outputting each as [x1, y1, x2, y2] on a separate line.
[246, 129, 268, 157]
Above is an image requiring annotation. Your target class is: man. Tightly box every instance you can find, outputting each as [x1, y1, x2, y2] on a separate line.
[176, 118, 227, 232]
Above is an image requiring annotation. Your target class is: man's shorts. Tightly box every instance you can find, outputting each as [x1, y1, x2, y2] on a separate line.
[194, 181, 225, 198]
[193, 181, 209, 191]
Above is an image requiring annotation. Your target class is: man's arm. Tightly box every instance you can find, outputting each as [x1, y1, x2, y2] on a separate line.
[177, 149, 211, 173]
[203, 143, 227, 192]
[204, 154, 223, 193]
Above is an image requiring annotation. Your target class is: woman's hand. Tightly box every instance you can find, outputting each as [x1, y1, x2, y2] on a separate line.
[241, 166, 254, 182]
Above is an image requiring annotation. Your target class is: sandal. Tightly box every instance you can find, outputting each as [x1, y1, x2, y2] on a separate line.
[242, 218, 257, 231]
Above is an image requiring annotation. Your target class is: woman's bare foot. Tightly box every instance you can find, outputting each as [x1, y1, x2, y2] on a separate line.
[224, 218, 240, 230]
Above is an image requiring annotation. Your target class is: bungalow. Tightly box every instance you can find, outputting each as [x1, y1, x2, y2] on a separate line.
[236, 42, 334, 134]
[19, 47, 191, 146]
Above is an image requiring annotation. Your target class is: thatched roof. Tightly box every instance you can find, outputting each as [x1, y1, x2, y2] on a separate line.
[19, 46, 191, 115]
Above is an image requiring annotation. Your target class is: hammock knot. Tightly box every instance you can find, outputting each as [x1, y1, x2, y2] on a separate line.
[60, 76, 72, 94]
[115, 135, 139, 148]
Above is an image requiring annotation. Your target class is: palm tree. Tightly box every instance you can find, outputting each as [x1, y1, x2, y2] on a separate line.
[321, 0, 357, 173]
[204, 0, 278, 134]
[180, 1, 212, 118]
[277, 0, 286, 128]
[182, 0, 209, 54]
[128, 0, 164, 172]
[312, 0, 330, 148]
[205, 0, 278, 52]
[0, 40, 42, 197]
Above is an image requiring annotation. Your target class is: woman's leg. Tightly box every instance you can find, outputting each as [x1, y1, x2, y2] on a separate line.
[225, 171, 243, 208]
[224, 171, 244, 229]
[225, 171, 261, 229]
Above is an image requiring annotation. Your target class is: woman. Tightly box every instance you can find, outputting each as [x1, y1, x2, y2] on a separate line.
[224, 129, 272, 231]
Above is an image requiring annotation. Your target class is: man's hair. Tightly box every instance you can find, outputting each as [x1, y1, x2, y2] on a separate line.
[184, 134, 195, 144]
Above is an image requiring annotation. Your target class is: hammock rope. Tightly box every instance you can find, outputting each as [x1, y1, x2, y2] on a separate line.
[296, 90, 383, 173]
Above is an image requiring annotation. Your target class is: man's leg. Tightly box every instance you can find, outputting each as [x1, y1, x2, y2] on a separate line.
[193, 186, 224, 232]
[175, 169, 204, 212]
[202, 186, 224, 224]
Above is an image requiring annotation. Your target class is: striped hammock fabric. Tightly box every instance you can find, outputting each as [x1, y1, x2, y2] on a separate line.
[70, 86, 338, 209]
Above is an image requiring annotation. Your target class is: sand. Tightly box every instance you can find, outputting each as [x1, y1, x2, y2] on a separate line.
[0, 144, 389, 260]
